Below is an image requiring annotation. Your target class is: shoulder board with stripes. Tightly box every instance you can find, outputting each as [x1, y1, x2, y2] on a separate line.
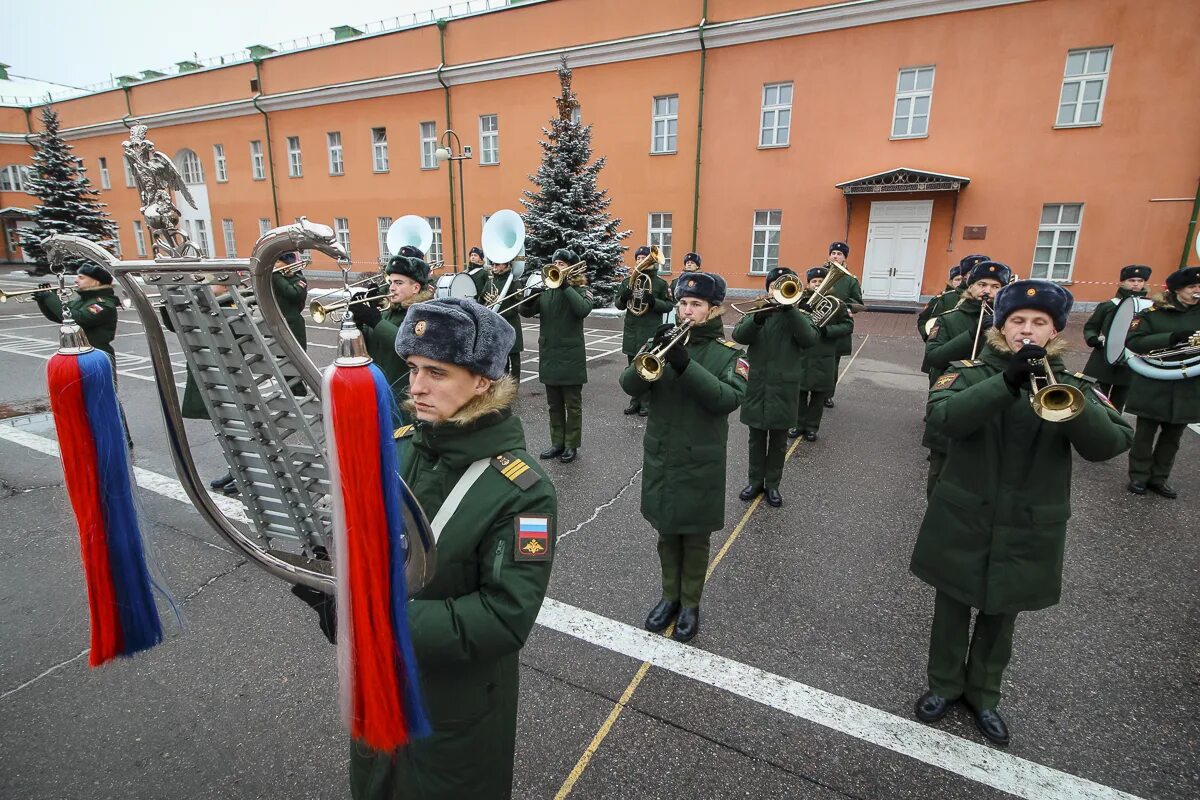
[1072, 371, 1097, 384]
[393, 424, 415, 440]
[719, 339, 739, 349]
[490, 452, 540, 490]
[950, 359, 984, 368]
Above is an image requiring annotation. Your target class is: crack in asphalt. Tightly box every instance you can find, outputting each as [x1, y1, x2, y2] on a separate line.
[557, 468, 642, 543]
[183, 559, 249, 601]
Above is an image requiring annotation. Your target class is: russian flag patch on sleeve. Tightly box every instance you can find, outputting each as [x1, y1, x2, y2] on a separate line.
[514, 515, 552, 562]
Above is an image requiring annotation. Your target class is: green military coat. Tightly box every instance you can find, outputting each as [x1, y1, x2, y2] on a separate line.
[619, 316, 747, 535]
[364, 289, 433, 413]
[732, 306, 819, 429]
[362, 394, 555, 800]
[615, 269, 673, 356]
[917, 285, 961, 341]
[1081, 287, 1144, 385]
[910, 338, 1132, 614]
[1124, 294, 1200, 424]
[519, 284, 592, 385]
[490, 270, 525, 354]
[826, 270, 863, 357]
[922, 297, 984, 384]
[797, 296, 853, 393]
[467, 265, 491, 301]
[35, 286, 119, 359]
[272, 270, 309, 348]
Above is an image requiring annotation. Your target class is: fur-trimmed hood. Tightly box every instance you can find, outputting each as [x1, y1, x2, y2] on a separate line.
[402, 374, 517, 426]
[984, 327, 1068, 357]
[400, 285, 435, 309]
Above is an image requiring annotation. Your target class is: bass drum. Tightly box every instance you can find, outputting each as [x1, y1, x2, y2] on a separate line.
[434, 273, 478, 300]
[1104, 296, 1154, 366]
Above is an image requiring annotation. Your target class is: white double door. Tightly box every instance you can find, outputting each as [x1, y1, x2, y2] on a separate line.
[861, 200, 932, 302]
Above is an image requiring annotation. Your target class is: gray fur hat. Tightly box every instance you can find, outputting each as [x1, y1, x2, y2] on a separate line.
[552, 248, 577, 265]
[395, 297, 516, 379]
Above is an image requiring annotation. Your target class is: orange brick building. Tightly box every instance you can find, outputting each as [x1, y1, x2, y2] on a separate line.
[2, 0, 1198, 302]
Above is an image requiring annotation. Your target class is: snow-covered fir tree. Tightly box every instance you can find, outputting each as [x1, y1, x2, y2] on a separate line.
[521, 57, 629, 306]
[21, 106, 118, 273]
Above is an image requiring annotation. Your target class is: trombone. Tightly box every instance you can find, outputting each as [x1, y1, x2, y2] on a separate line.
[968, 298, 994, 360]
[310, 293, 391, 324]
[731, 274, 803, 316]
[1023, 338, 1085, 422]
[544, 260, 587, 289]
[0, 287, 46, 303]
[633, 319, 694, 382]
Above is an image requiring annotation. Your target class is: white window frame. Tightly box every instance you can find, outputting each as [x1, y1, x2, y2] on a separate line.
[258, 218, 272, 238]
[759, 82, 792, 148]
[287, 136, 302, 178]
[5, 220, 19, 253]
[648, 212, 673, 271]
[221, 219, 236, 258]
[132, 220, 147, 257]
[419, 122, 438, 170]
[891, 66, 935, 139]
[377, 216, 393, 263]
[750, 210, 782, 275]
[1056, 47, 1112, 128]
[479, 115, 499, 165]
[1031, 204, 1084, 281]
[333, 217, 351, 259]
[179, 150, 203, 184]
[327, 131, 344, 176]
[123, 156, 135, 187]
[98, 157, 111, 190]
[0, 165, 32, 192]
[213, 144, 228, 182]
[651, 95, 679, 154]
[372, 127, 390, 173]
[110, 231, 122, 258]
[250, 140, 265, 180]
[426, 216, 443, 266]
[571, 106, 582, 125]
[192, 219, 212, 258]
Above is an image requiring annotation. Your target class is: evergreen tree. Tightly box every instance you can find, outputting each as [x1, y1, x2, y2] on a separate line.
[21, 106, 118, 274]
[521, 57, 629, 306]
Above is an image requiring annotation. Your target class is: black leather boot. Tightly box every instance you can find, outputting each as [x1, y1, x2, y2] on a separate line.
[645, 599, 680, 633]
[803, 430, 818, 442]
[539, 445, 565, 460]
[787, 428, 801, 439]
[968, 703, 1010, 746]
[672, 607, 700, 642]
[1127, 481, 1147, 495]
[739, 484, 763, 502]
[765, 488, 783, 508]
[559, 447, 578, 464]
[623, 397, 640, 415]
[824, 397, 835, 409]
[1148, 482, 1177, 499]
[914, 690, 952, 723]
[210, 472, 235, 490]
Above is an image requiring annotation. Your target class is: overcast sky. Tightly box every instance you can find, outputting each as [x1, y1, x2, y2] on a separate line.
[4, 0, 455, 88]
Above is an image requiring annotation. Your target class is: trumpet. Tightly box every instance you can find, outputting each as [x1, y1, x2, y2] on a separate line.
[307, 273, 387, 305]
[732, 274, 803, 316]
[1023, 338, 1085, 422]
[633, 319, 694, 382]
[0, 287, 47, 303]
[310, 293, 391, 324]
[544, 260, 587, 289]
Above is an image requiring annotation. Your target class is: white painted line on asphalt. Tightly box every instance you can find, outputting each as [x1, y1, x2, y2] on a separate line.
[535, 599, 1146, 800]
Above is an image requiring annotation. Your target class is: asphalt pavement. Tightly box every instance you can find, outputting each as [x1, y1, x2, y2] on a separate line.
[0, 280, 1196, 800]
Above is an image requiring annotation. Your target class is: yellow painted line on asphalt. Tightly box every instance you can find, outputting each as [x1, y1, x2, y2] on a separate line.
[553, 334, 871, 798]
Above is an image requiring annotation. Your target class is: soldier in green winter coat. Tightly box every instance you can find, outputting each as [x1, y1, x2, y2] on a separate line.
[616, 245, 673, 416]
[466, 246, 492, 301]
[788, 266, 854, 442]
[733, 267, 819, 507]
[350, 298, 556, 800]
[1123, 266, 1200, 498]
[488, 259, 526, 377]
[667, 250, 704, 303]
[519, 248, 592, 464]
[910, 280, 1132, 747]
[917, 264, 964, 341]
[822, 241, 863, 408]
[351, 255, 433, 422]
[1081, 264, 1151, 413]
[271, 251, 310, 349]
[620, 272, 747, 643]
[919, 260, 1012, 498]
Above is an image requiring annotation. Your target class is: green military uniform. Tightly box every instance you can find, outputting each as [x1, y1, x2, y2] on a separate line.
[271, 269, 309, 349]
[1081, 287, 1146, 412]
[490, 268, 525, 377]
[794, 294, 853, 436]
[35, 286, 119, 362]
[911, 334, 1132, 712]
[917, 284, 962, 342]
[351, 391, 556, 800]
[619, 315, 747, 609]
[615, 266, 673, 413]
[467, 264, 492, 302]
[920, 296, 985, 496]
[1124, 293, 1200, 487]
[362, 288, 434, 422]
[826, 268, 862, 399]
[733, 306, 818, 489]
[519, 283, 592, 450]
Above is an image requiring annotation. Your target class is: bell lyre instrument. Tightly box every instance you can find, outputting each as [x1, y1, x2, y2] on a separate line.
[732, 273, 803, 316]
[627, 245, 664, 316]
[1022, 338, 1085, 422]
[633, 319, 695, 382]
[805, 261, 854, 326]
[544, 260, 587, 289]
[0, 286, 46, 303]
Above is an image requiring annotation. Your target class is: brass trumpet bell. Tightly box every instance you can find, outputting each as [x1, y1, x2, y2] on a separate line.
[633, 319, 694, 382]
[544, 260, 586, 289]
[732, 274, 803, 316]
[1023, 338, 1085, 422]
[310, 294, 391, 324]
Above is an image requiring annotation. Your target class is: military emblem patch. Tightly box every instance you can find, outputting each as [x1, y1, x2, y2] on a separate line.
[1129, 317, 1142, 330]
[1026, 287, 1037, 296]
[86, 303, 104, 314]
[514, 515, 552, 561]
[932, 373, 960, 391]
[735, 357, 750, 379]
[297, 280, 307, 289]
[686, 279, 696, 288]
[928, 321, 940, 339]
[414, 320, 427, 336]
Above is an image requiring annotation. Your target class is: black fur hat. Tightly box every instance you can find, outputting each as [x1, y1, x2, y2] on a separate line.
[966, 260, 1013, 287]
[765, 266, 796, 290]
[395, 297, 516, 380]
[386, 255, 431, 286]
[634, 245, 651, 259]
[674, 271, 726, 305]
[398, 245, 425, 260]
[683, 252, 701, 267]
[829, 241, 849, 257]
[77, 263, 113, 285]
[552, 248, 577, 265]
[948, 264, 964, 279]
[1119, 264, 1152, 282]
[277, 251, 302, 266]
[1166, 266, 1200, 292]
[469, 246, 484, 260]
[959, 254, 990, 272]
[994, 279, 1074, 331]
[806, 266, 829, 283]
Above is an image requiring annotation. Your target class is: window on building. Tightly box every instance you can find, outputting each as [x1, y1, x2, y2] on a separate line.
[648, 213, 673, 271]
[750, 210, 782, 274]
[192, 219, 212, 257]
[333, 217, 351, 259]
[372, 127, 389, 173]
[287, 136, 302, 177]
[250, 141, 265, 180]
[123, 156, 135, 187]
[419, 122, 438, 170]
[426, 216, 443, 265]
[1057, 47, 1112, 127]
[110, 231, 122, 258]
[258, 218, 272, 238]
[377, 216, 393, 262]
[651, 95, 679, 154]
[571, 106, 582, 125]
[0, 165, 32, 192]
[132, 220, 147, 257]
[179, 150, 204, 184]
[1031, 203, 1083, 280]
[221, 218, 236, 258]
[98, 157, 111, 190]
[5, 220, 19, 253]
[213, 144, 228, 182]
[892, 66, 934, 138]
[327, 131, 344, 176]
[479, 115, 499, 165]
[759, 82, 792, 147]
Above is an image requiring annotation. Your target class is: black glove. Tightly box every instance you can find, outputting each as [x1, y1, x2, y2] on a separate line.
[1169, 329, 1194, 345]
[754, 309, 770, 325]
[350, 299, 382, 329]
[651, 323, 676, 349]
[664, 342, 690, 374]
[365, 281, 387, 300]
[1085, 335, 1102, 348]
[980, 313, 994, 330]
[1003, 343, 1046, 392]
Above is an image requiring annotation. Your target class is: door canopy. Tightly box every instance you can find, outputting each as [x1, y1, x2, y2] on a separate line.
[835, 167, 969, 196]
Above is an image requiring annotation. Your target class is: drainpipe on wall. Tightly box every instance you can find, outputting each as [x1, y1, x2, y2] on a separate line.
[121, 85, 135, 129]
[690, 1, 708, 252]
[436, 19, 460, 270]
[252, 59, 281, 227]
[1180, 177, 1200, 268]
